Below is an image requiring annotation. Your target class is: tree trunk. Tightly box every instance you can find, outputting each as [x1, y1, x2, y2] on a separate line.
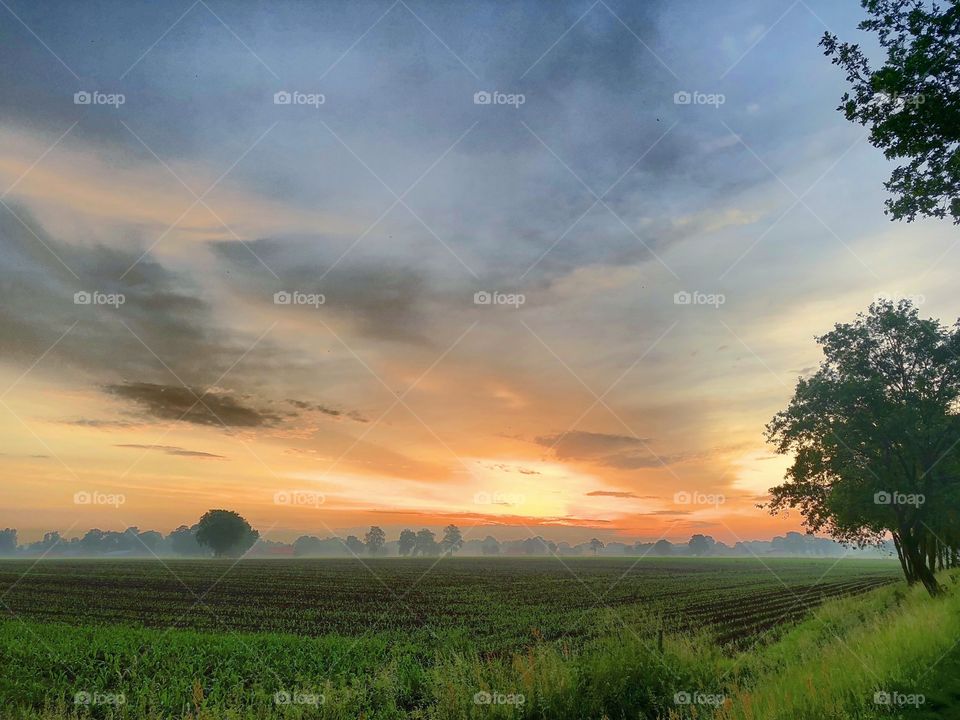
[899, 528, 942, 596]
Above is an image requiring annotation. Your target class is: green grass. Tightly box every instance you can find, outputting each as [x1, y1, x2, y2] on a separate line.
[1, 557, 947, 720]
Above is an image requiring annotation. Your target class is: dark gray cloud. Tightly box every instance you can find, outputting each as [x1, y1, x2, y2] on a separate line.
[211, 239, 434, 344]
[105, 382, 280, 428]
[114, 444, 226, 459]
[286, 399, 368, 423]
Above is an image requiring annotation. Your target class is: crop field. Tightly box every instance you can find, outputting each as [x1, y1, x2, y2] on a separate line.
[0, 557, 905, 719]
[0, 557, 899, 649]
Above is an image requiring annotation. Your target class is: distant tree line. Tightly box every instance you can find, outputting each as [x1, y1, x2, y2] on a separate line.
[0, 519, 892, 560]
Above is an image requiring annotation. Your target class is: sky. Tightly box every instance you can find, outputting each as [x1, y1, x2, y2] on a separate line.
[0, 0, 957, 545]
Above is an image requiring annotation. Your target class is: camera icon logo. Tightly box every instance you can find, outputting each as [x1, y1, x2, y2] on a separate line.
[274, 91, 292, 105]
[674, 291, 692, 305]
[874, 491, 892, 505]
[673, 491, 691, 505]
[73, 491, 92, 505]
[673, 691, 692, 705]
[74, 91, 92, 105]
[673, 91, 692, 105]
[474, 291, 492, 305]
[474, 91, 492, 105]
[74, 291, 92, 305]
[274, 291, 292, 305]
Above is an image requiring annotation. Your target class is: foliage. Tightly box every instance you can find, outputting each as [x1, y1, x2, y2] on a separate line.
[767, 300, 960, 594]
[440, 525, 463, 556]
[365, 526, 386, 556]
[195, 509, 259, 558]
[821, 0, 960, 223]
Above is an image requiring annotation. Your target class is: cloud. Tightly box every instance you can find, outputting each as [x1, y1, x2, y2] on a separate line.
[114, 444, 226, 459]
[58, 418, 142, 429]
[535, 430, 682, 469]
[286, 399, 368, 423]
[105, 382, 281, 428]
[585, 490, 658, 498]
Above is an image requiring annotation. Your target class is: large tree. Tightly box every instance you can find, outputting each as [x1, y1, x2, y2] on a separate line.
[821, 0, 960, 223]
[413, 528, 439, 557]
[364, 526, 386, 556]
[766, 300, 960, 594]
[397, 529, 416, 557]
[195, 510, 259, 558]
[440, 524, 463, 556]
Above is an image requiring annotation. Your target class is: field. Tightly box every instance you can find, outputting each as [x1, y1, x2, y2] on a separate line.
[0, 557, 900, 651]
[0, 557, 910, 719]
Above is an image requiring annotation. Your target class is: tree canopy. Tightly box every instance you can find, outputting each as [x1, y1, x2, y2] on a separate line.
[766, 300, 960, 594]
[821, 0, 960, 223]
[195, 510, 259, 558]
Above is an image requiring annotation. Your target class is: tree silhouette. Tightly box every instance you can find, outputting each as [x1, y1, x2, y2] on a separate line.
[195, 510, 258, 558]
[414, 528, 438, 557]
[767, 300, 960, 595]
[365, 526, 386, 556]
[688, 534, 711, 556]
[652, 539, 673, 556]
[0, 528, 16, 555]
[481, 535, 500, 555]
[589, 538, 604, 556]
[821, 0, 960, 223]
[398, 529, 416, 556]
[440, 524, 463, 556]
[344, 535, 365, 555]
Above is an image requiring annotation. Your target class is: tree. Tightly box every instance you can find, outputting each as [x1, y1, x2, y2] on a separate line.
[0, 528, 16, 555]
[589, 538, 604, 556]
[821, 1, 960, 223]
[766, 301, 960, 595]
[413, 528, 438, 557]
[195, 510, 259, 558]
[344, 535, 365, 555]
[169, 525, 206, 556]
[481, 535, 500, 555]
[652, 539, 673, 556]
[688, 534, 711, 556]
[364, 526, 386, 556]
[398, 529, 416, 557]
[440, 524, 463, 556]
